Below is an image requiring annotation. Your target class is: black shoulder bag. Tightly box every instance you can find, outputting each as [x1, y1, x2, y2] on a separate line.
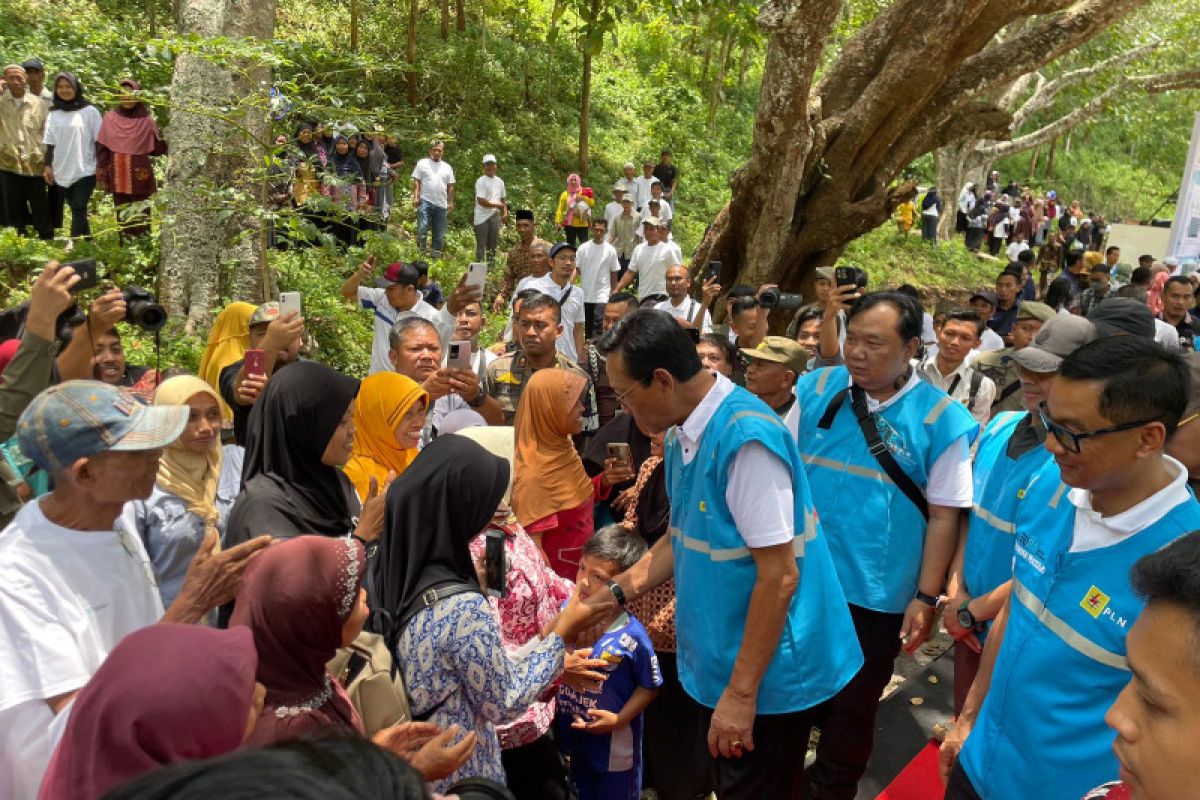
[816, 384, 930, 521]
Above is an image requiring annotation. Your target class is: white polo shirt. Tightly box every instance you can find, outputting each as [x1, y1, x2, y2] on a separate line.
[575, 240, 621, 304]
[628, 240, 683, 300]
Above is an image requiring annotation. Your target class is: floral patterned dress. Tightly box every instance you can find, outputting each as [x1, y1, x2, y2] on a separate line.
[398, 592, 566, 793]
[468, 522, 574, 749]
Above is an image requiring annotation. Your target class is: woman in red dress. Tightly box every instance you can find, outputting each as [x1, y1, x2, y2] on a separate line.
[96, 79, 166, 238]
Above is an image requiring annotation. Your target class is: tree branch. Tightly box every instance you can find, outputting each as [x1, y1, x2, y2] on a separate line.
[1010, 40, 1160, 127]
[1140, 69, 1200, 93]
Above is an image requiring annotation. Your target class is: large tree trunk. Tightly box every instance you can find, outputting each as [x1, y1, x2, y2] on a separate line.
[455, 0, 465, 32]
[579, 48, 593, 175]
[935, 141, 991, 241]
[407, 0, 418, 105]
[692, 0, 1151, 306]
[159, 0, 277, 334]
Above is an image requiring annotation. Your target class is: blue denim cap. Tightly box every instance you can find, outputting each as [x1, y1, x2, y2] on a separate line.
[17, 380, 188, 474]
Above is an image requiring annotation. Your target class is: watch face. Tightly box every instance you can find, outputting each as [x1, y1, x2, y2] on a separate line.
[958, 610, 974, 628]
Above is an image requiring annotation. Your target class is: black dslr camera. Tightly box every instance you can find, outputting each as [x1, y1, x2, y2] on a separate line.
[121, 286, 167, 332]
[759, 287, 804, 310]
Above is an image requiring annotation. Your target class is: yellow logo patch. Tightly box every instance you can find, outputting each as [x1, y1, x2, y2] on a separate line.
[1081, 585, 1110, 618]
[698, 500, 707, 513]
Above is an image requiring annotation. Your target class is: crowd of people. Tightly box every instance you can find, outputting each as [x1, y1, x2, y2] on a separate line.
[1, 60, 166, 240]
[2, 87, 1200, 800]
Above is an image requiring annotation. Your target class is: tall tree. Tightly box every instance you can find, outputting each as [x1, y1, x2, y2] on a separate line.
[692, 0, 1158, 299]
[934, 38, 1200, 238]
[159, 0, 277, 332]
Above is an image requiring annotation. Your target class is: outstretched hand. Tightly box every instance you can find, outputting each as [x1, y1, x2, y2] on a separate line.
[165, 529, 273, 623]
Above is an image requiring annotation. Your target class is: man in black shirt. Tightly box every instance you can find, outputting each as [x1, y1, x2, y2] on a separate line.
[652, 149, 677, 206]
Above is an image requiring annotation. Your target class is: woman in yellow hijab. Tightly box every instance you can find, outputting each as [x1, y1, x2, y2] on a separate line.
[198, 302, 256, 421]
[343, 372, 429, 504]
[125, 375, 226, 611]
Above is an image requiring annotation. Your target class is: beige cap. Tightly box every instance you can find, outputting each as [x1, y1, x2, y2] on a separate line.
[740, 336, 809, 374]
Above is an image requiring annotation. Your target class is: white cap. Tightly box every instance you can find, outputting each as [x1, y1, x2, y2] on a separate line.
[482, 153, 497, 164]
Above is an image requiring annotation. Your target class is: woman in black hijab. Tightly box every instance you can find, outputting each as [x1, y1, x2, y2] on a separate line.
[225, 361, 371, 544]
[370, 436, 596, 794]
[326, 135, 364, 247]
[44, 72, 103, 238]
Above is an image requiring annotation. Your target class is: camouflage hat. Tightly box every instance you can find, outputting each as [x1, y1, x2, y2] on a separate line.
[248, 301, 281, 327]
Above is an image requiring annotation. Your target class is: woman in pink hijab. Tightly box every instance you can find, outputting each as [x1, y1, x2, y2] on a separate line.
[1147, 270, 1170, 316]
[96, 79, 167, 238]
[555, 172, 594, 248]
[37, 624, 263, 800]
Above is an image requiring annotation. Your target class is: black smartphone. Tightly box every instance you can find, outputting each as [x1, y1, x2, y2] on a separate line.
[835, 266, 868, 290]
[484, 528, 507, 598]
[704, 261, 721, 282]
[63, 259, 98, 293]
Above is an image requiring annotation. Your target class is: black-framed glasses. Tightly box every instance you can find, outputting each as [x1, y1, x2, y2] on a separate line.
[1037, 403, 1158, 454]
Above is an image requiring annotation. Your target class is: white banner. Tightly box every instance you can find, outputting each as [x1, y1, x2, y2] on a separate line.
[1166, 111, 1200, 268]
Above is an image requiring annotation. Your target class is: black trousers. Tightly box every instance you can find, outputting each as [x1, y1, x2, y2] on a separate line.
[944, 761, 983, 800]
[0, 171, 51, 239]
[52, 175, 96, 237]
[690, 694, 819, 799]
[564, 225, 587, 248]
[805, 604, 905, 800]
[500, 733, 569, 800]
[643, 652, 714, 800]
[583, 302, 605, 339]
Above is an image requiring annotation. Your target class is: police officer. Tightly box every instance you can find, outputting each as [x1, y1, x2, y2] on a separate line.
[942, 315, 1095, 713]
[941, 336, 1200, 799]
[594, 309, 862, 798]
[795, 291, 978, 799]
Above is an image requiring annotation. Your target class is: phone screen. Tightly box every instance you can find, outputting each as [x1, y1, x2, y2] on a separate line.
[606, 442, 632, 470]
[484, 528, 506, 598]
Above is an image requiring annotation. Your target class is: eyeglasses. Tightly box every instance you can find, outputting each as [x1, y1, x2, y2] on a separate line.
[613, 379, 644, 408]
[1179, 412, 1199, 429]
[1037, 403, 1158, 455]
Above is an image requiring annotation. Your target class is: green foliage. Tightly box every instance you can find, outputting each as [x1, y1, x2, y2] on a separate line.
[840, 227, 998, 298]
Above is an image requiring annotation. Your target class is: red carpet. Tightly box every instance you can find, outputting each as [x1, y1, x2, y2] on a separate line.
[875, 740, 944, 800]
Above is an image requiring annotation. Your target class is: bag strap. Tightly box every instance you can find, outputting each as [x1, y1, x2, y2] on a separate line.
[821, 384, 931, 521]
[968, 370, 983, 411]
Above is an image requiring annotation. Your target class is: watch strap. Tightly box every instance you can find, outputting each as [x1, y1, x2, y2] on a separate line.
[915, 590, 939, 608]
[608, 581, 627, 608]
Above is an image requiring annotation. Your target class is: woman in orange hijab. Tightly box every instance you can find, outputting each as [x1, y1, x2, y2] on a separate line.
[343, 372, 428, 504]
[511, 369, 594, 579]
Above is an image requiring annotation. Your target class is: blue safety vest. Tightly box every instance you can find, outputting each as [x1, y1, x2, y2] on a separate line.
[962, 411, 1053, 640]
[794, 367, 978, 613]
[959, 468, 1200, 799]
[665, 385, 863, 714]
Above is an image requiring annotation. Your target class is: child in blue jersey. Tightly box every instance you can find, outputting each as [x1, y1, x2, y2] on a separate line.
[556, 525, 662, 800]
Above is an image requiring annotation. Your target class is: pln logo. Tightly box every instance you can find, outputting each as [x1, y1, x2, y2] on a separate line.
[1081, 586, 1110, 619]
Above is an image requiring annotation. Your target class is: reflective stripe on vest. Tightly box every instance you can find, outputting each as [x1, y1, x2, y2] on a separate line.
[1011, 579, 1129, 671]
[802, 453, 892, 484]
[669, 508, 819, 563]
[923, 395, 952, 424]
[971, 502, 1015, 534]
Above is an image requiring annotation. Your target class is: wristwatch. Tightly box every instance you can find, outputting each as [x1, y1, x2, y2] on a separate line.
[467, 389, 486, 409]
[957, 600, 982, 631]
[608, 581, 627, 608]
[914, 590, 940, 608]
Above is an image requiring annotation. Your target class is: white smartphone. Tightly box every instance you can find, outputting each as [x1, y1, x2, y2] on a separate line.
[279, 291, 301, 316]
[463, 262, 488, 294]
[447, 340, 473, 372]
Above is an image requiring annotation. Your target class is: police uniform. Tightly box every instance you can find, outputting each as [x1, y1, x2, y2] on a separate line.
[956, 457, 1200, 799]
[481, 350, 597, 431]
